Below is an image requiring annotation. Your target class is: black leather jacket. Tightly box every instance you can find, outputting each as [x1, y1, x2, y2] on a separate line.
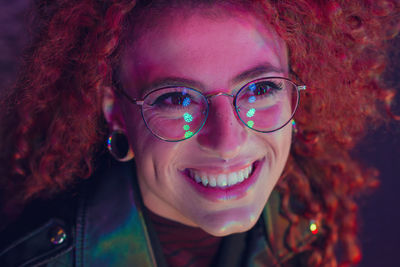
[0, 159, 321, 267]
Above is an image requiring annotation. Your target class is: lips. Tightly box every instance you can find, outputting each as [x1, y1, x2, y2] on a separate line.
[181, 159, 263, 201]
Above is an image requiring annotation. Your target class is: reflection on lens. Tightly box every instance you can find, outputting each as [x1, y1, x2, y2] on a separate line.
[182, 97, 191, 107]
[249, 83, 256, 91]
[246, 108, 256, 118]
[184, 131, 194, 139]
[248, 96, 256, 103]
[183, 112, 193, 123]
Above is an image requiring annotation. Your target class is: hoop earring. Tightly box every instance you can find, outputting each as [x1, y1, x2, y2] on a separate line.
[107, 130, 134, 161]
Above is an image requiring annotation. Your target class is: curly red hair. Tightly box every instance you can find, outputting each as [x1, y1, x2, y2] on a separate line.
[0, 0, 398, 266]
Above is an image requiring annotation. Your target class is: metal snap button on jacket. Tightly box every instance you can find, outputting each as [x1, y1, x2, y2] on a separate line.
[49, 226, 67, 245]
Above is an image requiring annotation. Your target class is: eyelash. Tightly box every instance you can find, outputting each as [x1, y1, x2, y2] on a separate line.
[151, 92, 195, 110]
[254, 81, 283, 94]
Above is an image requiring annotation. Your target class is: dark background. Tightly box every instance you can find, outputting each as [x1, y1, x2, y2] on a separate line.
[1, 1, 399, 266]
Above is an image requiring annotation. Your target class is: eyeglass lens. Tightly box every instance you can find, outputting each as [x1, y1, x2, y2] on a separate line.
[141, 78, 298, 141]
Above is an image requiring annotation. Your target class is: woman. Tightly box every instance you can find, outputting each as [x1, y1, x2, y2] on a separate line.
[0, 0, 398, 266]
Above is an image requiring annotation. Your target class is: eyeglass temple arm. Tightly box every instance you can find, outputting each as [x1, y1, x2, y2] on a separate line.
[289, 68, 307, 91]
[114, 86, 144, 106]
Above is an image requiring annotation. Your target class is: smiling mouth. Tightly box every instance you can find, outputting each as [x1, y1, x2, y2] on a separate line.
[185, 161, 257, 188]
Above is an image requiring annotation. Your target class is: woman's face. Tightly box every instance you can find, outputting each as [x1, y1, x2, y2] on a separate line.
[116, 8, 291, 236]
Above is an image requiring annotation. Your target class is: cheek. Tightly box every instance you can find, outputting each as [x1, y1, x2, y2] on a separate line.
[259, 122, 292, 163]
[256, 124, 292, 191]
[272, 126, 292, 178]
[121, 102, 149, 151]
[122, 103, 181, 179]
[275, 125, 292, 162]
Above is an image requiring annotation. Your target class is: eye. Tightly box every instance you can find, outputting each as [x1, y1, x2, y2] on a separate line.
[153, 92, 191, 107]
[251, 81, 283, 96]
[147, 89, 200, 111]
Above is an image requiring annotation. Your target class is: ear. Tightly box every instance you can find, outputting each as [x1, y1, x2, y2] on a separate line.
[102, 86, 126, 131]
[103, 86, 135, 161]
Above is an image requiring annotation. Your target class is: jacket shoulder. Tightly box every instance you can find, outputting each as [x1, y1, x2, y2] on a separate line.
[0, 192, 78, 266]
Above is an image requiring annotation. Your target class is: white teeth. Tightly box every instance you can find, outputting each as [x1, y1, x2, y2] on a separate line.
[209, 176, 217, 187]
[244, 168, 250, 179]
[227, 172, 238, 186]
[217, 174, 228, 187]
[188, 164, 253, 188]
[194, 173, 201, 183]
[239, 170, 244, 181]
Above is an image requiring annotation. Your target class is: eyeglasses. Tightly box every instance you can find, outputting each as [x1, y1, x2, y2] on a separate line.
[117, 77, 306, 142]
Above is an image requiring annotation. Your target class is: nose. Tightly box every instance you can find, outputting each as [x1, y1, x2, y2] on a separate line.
[196, 95, 247, 158]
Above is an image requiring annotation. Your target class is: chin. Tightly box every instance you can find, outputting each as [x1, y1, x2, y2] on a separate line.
[195, 207, 263, 237]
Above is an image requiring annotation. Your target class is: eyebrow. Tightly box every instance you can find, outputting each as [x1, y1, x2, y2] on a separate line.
[142, 77, 205, 96]
[140, 63, 285, 96]
[231, 63, 286, 84]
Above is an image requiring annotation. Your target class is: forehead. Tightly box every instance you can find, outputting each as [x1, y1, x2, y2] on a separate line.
[120, 8, 288, 93]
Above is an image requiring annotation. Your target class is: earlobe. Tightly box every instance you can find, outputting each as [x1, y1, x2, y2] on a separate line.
[103, 86, 128, 132]
[102, 86, 134, 161]
[103, 86, 121, 127]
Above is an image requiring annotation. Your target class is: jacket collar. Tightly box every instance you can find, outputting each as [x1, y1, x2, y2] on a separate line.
[76, 159, 158, 266]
